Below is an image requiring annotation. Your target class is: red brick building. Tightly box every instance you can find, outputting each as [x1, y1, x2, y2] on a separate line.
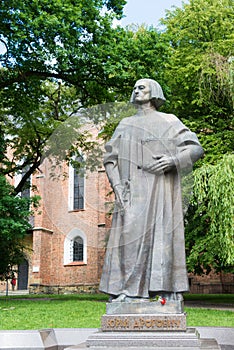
[27, 163, 108, 293]
[28, 123, 112, 294]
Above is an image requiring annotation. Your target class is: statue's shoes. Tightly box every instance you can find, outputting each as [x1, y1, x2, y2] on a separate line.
[111, 294, 150, 303]
[111, 293, 127, 302]
[125, 296, 149, 303]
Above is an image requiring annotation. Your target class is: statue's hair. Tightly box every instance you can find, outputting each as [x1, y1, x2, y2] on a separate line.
[130, 78, 166, 109]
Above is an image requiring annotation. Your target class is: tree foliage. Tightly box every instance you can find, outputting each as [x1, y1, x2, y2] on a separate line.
[99, 24, 171, 100]
[0, 0, 125, 193]
[0, 132, 39, 278]
[1, 81, 87, 193]
[0, 0, 126, 95]
[185, 154, 234, 274]
[0, 174, 36, 278]
[161, 0, 234, 273]
[162, 0, 234, 166]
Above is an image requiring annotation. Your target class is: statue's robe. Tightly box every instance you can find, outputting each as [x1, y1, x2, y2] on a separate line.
[99, 110, 203, 298]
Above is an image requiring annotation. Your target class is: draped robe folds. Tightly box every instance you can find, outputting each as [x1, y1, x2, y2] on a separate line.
[99, 110, 204, 298]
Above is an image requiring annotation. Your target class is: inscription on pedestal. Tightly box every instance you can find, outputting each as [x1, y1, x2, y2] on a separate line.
[102, 314, 186, 332]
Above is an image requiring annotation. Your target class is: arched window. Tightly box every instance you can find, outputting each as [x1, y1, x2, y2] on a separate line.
[64, 228, 87, 265]
[73, 236, 84, 262]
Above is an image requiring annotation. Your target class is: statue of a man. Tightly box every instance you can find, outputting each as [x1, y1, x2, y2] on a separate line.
[99, 78, 204, 302]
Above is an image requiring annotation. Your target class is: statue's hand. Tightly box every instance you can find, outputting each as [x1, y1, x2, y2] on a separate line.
[113, 184, 125, 215]
[143, 155, 176, 175]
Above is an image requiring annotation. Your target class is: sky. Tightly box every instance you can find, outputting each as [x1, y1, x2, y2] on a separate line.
[120, 0, 186, 27]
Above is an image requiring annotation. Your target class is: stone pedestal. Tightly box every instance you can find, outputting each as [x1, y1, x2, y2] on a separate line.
[84, 301, 220, 349]
[86, 328, 220, 349]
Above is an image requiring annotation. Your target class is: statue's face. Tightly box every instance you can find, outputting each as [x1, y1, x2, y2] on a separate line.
[132, 79, 151, 104]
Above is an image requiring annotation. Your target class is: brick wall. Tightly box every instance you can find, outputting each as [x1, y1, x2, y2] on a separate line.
[189, 271, 234, 294]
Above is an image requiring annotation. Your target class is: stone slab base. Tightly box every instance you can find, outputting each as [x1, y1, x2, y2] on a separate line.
[102, 313, 186, 331]
[0, 327, 226, 349]
[85, 327, 220, 349]
[68, 344, 220, 350]
[0, 328, 94, 350]
[0, 329, 57, 350]
[106, 300, 184, 315]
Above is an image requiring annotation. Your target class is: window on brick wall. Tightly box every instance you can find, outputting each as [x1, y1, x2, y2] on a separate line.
[64, 228, 87, 265]
[68, 156, 85, 211]
[73, 236, 84, 262]
[74, 164, 84, 210]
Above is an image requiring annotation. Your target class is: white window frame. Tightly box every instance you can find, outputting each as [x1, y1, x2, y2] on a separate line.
[64, 228, 87, 265]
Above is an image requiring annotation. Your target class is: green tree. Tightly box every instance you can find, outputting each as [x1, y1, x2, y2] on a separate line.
[185, 154, 234, 274]
[100, 24, 171, 101]
[0, 0, 126, 192]
[162, 0, 234, 273]
[162, 0, 234, 165]
[0, 174, 35, 278]
[1, 81, 92, 193]
[0, 131, 38, 278]
[0, 0, 126, 101]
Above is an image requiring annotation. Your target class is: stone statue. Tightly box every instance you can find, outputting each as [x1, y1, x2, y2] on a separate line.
[99, 78, 204, 302]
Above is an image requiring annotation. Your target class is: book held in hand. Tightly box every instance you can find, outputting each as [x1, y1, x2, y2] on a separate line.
[141, 138, 176, 168]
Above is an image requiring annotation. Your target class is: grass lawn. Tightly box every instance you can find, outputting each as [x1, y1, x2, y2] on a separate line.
[0, 294, 233, 330]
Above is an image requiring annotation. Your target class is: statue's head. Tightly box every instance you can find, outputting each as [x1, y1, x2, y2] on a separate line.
[130, 78, 166, 109]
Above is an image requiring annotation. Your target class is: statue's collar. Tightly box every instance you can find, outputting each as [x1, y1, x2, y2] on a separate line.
[136, 106, 156, 116]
